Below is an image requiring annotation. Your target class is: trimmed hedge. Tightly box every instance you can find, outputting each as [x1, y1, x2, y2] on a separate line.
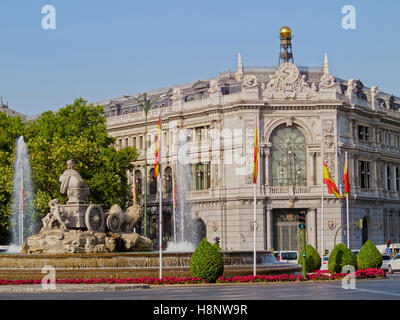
[328, 243, 357, 274]
[298, 244, 321, 272]
[190, 238, 224, 283]
[357, 240, 383, 270]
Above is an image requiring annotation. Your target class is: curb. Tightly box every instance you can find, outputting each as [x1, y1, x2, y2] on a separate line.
[0, 283, 150, 293]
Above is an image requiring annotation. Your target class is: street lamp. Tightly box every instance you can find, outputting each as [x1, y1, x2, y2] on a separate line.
[123, 92, 167, 237]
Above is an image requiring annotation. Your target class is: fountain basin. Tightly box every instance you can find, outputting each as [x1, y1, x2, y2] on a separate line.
[0, 250, 300, 280]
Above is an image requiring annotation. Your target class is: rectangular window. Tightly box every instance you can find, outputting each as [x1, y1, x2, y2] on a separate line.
[359, 161, 370, 189]
[387, 165, 391, 191]
[139, 136, 143, 149]
[358, 126, 364, 140]
[358, 125, 369, 142]
[133, 137, 137, 149]
[396, 167, 400, 191]
[190, 162, 211, 190]
[125, 138, 129, 148]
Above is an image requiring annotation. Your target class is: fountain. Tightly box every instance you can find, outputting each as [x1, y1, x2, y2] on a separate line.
[8, 136, 36, 252]
[0, 150, 301, 280]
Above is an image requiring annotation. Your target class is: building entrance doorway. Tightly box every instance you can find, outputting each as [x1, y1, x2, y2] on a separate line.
[273, 209, 307, 251]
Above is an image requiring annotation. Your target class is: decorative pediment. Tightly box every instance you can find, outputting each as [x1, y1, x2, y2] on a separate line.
[261, 62, 317, 99]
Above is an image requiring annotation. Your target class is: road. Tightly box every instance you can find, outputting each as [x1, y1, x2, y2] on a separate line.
[1, 274, 400, 300]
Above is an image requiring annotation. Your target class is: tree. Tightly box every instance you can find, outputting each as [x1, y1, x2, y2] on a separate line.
[190, 238, 224, 283]
[357, 240, 383, 270]
[328, 243, 357, 274]
[24, 98, 139, 220]
[0, 111, 24, 242]
[298, 244, 321, 273]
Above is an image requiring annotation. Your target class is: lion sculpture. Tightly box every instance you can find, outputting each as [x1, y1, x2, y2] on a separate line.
[106, 204, 143, 233]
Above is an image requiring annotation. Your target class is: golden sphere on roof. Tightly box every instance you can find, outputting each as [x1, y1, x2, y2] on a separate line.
[279, 26, 292, 39]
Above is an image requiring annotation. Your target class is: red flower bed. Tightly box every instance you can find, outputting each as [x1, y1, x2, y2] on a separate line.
[0, 277, 207, 286]
[216, 268, 386, 283]
[0, 269, 385, 286]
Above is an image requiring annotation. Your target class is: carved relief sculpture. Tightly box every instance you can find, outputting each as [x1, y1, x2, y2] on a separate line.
[262, 62, 318, 99]
[241, 74, 259, 89]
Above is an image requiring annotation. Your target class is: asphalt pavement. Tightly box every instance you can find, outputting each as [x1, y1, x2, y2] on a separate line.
[1, 274, 400, 300]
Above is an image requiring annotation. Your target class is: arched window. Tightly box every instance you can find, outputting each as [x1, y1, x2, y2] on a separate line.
[149, 168, 157, 195]
[164, 167, 172, 194]
[135, 170, 142, 196]
[271, 125, 307, 186]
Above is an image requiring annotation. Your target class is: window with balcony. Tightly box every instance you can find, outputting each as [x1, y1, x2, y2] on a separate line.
[271, 126, 307, 186]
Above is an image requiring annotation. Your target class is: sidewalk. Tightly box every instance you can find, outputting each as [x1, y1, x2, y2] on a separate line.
[0, 283, 150, 293]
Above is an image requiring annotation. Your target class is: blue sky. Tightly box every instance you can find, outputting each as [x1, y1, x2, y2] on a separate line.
[0, 0, 399, 115]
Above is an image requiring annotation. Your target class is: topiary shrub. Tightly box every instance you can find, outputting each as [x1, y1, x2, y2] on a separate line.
[328, 243, 357, 274]
[357, 240, 383, 270]
[298, 244, 321, 272]
[190, 238, 224, 283]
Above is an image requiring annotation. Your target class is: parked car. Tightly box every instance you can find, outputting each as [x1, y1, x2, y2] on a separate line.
[320, 256, 329, 271]
[386, 253, 400, 274]
[273, 251, 298, 264]
[381, 254, 392, 271]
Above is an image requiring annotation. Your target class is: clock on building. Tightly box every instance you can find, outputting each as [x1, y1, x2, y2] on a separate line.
[277, 62, 299, 84]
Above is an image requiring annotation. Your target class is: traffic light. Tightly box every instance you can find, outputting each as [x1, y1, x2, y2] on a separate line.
[298, 212, 306, 229]
[214, 237, 220, 246]
[387, 239, 391, 248]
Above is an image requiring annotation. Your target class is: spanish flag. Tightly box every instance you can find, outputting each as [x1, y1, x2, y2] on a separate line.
[323, 161, 342, 199]
[343, 159, 350, 198]
[154, 114, 161, 179]
[253, 121, 258, 184]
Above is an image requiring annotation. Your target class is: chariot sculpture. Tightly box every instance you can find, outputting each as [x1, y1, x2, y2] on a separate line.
[42, 160, 141, 233]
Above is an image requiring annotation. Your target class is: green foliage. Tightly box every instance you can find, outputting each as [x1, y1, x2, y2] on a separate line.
[357, 240, 383, 270]
[0, 111, 24, 242]
[23, 98, 139, 218]
[328, 243, 357, 274]
[298, 244, 321, 272]
[190, 238, 224, 283]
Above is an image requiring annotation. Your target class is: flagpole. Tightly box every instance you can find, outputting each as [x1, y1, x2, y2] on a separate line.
[345, 151, 350, 248]
[173, 174, 177, 244]
[253, 118, 259, 276]
[321, 146, 324, 257]
[158, 114, 163, 279]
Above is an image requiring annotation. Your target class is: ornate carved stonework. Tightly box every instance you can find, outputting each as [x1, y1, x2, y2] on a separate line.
[346, 79, 358, 101]
[262, 62, 317, 99]
[322, 119, 336, 179]
[319, 71, 335, 89]
[171, 87, 182, 101]
[208, 80, 220, 94]
[241, 74, 259, 89]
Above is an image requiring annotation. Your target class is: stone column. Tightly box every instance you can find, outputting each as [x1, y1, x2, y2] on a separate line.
[266, 209, 273, 250]
[309, 208, 317, 249]
[264, 145, 271, 186]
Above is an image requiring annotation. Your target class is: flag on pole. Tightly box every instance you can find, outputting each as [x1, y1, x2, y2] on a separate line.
[343, 159, 350, 198]
[323, 161, 342, 199]
[253, 122, 258, 184]
[154, 114, 161, 179]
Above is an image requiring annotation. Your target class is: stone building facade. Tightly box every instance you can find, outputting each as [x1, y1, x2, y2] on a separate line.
[97, 51, 400, 253]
